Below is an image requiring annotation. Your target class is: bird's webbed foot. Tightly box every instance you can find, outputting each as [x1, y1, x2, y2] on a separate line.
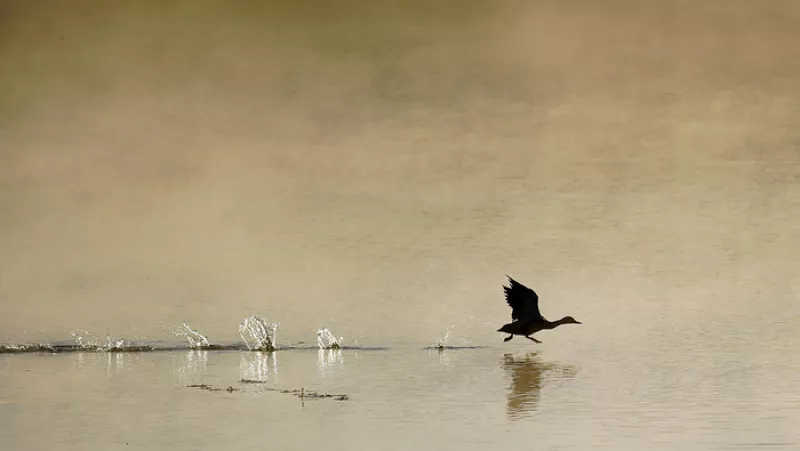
[503, 335, 513, 342]
[525, 336, 542, 344]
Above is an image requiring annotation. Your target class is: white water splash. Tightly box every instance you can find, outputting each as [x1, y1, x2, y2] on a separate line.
[103, 333, 126, 351]
[170, 322, 209, 348]
[239, 316, 279, 351]
[70, 329, 89, 347]
[435, 324, 457, 349]
[70, 329, 127, 351]
[316, 328, 342, 349]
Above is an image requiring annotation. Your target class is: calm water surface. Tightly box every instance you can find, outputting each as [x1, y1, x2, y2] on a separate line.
[2, 309, 799, 451]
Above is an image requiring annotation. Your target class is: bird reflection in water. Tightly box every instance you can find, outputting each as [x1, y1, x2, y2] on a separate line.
[503, 353, 577, 419]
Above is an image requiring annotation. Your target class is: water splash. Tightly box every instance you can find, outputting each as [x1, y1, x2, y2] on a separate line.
[316, 328, 342, 350]
[427, 320, 484, 350]
[0, 343, 40, 353]
[433, 324, 457, 350]
[170, 322, 210, 348]
[238, 316, 279, 351]
[69, 329, 131, 351]
[103, 333, 127, 351]
[70, 329, 88, 347]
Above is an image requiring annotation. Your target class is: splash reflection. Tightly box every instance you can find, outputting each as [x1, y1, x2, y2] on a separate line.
[503, 353, 577, 419]
[317, 349, 343, 376]
[240, 351, 278, 382]
[173, 350, 208, 385]
[101, 352, 143, 376]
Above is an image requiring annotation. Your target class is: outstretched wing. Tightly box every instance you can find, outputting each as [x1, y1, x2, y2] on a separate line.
[504, 276, 542, 321]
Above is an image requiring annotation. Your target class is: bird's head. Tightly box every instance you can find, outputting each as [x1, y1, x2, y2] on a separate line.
[560, 316, 582, 325]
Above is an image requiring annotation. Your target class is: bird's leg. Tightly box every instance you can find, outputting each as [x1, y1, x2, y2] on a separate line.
[525, 335, 542, 344]
[503, 335, 513, 342]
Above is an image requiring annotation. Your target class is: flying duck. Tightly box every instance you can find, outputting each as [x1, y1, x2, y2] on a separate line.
[498, 276, 581, 343]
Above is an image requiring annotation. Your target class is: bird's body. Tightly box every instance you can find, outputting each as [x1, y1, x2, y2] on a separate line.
[498, 276, 581, 343]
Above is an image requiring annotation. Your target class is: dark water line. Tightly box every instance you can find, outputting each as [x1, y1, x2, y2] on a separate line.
[0, 343, 402, 354]
[0, 343, 489, 354]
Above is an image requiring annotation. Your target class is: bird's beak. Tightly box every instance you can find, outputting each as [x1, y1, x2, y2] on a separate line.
[575, 320, 582, 324]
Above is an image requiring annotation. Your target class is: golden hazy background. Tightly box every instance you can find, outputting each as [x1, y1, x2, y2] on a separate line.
[2, 1, 799, 343]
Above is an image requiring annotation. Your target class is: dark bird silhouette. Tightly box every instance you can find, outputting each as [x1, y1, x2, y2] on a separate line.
[498, 276, 581, 343]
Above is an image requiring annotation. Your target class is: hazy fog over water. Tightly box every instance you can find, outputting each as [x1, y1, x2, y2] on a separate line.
[2, 0, 799, 344]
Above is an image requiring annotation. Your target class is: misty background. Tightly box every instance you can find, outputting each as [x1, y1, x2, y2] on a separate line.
[1, 0, 799, 345]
